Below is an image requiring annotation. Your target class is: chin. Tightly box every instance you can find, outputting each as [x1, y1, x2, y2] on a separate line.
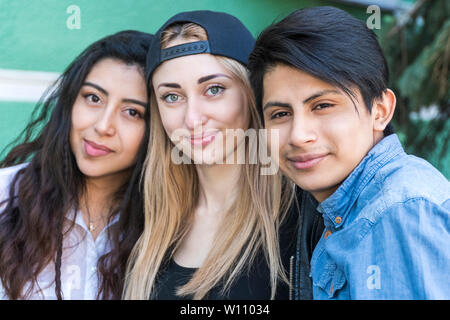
[77, 162, 107, 178]
[192, 156, 219, 165]
[289, 173, 329, 193]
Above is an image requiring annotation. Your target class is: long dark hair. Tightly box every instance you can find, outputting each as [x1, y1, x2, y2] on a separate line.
[0, 30, 153, 299]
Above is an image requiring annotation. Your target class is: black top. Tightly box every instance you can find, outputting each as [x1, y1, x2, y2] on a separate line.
[294, 187, 325, 299]
[152, 199, 299, 300]
[152, 187, 324, 300]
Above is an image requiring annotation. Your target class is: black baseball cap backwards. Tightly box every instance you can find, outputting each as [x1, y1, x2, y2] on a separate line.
[146, 10, 255, 84]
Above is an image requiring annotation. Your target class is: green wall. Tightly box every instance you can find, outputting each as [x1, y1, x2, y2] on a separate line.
[0, 0, 386, 156]
[0, 0, 370, 73]
[0, 101, 36, 156]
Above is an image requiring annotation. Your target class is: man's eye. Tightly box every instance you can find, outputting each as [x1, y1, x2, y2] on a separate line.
[270, 111, 290, 119]
[314, 103, 334, 110]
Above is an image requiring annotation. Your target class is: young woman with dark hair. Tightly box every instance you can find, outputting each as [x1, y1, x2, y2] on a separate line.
[0, 30, 153, 299]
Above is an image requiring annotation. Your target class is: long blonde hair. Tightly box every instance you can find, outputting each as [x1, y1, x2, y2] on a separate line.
[123, 23, 294, 300]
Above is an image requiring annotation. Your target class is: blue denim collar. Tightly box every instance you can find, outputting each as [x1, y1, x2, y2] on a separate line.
[317, 134, 405, 228]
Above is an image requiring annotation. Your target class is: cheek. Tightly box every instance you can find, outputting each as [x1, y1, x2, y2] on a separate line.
[70, 104, 85, 143]
[122, 124, 146, 156]
[272, 128, 290, 169]
[324, 113, 373, 163]
[266, 123, 288, 154]
[70, 101, 94, 134]
[216, 93, 248, 129]
[158, 105, 183, 137]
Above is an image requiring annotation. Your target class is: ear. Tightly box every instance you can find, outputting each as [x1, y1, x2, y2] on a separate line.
[371, 88, 396, 133]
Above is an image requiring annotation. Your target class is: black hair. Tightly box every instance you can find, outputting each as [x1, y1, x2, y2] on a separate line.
[248, 6, 393, 135]
[0, 30, 153, 299]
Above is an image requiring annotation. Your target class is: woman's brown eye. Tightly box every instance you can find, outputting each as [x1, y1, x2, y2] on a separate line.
[85, 94, 100, 103]
[126, 109, 142, 118]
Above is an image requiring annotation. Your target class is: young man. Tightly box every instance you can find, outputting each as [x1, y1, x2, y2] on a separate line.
[248, 6, 450, 299]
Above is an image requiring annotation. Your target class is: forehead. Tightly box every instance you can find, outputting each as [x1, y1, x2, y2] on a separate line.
[87, 58, 140, 77]
[83, 58, 147, 97]
[263, 64, 336, 98]
[152, 53, 230, 84]
[262, 64, 364, 107]
[86, 58, 144, 84]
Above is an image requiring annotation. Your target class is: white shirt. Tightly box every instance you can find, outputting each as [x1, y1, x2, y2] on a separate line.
[0, 164, 118, 299]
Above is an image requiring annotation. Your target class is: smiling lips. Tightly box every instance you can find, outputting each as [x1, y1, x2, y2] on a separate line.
[84, 139, 113, 157]
[287, 153, 328, 169]
[189, 132, 218, 147]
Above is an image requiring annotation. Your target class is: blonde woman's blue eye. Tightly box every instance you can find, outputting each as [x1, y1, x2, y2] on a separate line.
[164, 94, 179, 103]
[206, 86, 224, 96]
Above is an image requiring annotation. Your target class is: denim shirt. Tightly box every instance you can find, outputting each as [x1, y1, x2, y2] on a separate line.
[310, 134, 450, 299]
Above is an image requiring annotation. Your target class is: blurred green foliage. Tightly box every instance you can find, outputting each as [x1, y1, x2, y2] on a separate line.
[380, 0, 450, 178]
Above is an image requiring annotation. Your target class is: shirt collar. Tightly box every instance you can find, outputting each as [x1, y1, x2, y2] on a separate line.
[317, 134, 405, 228]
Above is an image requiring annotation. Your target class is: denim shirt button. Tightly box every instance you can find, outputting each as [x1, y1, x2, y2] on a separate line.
[335, 216, 342, 224]
[324, 230, 332, 239]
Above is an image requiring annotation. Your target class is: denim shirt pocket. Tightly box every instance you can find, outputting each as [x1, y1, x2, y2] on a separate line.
[317, 263, 347, 299]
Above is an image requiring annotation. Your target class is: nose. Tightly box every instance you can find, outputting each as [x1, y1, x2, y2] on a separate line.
[94, 104, 116, 136]
[289, 113, 317, 147]
[184, 98, 207, 132]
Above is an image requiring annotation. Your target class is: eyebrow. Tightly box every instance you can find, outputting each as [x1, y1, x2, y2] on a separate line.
[302, 89, 341, 104]
[157, 82, 181, 89]
[198, 73, 231, 84]
[156, 73, 231, 90]
[82, 82, 148, 108]
[263, 101, 292, 112]
[263, 89, 341, 111]
[83, 82, 108, 95]
[122, 98, 148, 108]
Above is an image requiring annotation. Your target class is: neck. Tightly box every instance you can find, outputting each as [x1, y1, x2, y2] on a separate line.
[81, 170, 130, 221]
[312, 185, 340, 203]
[195, 163, 242, 214]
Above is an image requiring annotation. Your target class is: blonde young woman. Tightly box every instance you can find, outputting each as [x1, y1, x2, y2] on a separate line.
[123, 11, 297, 300]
